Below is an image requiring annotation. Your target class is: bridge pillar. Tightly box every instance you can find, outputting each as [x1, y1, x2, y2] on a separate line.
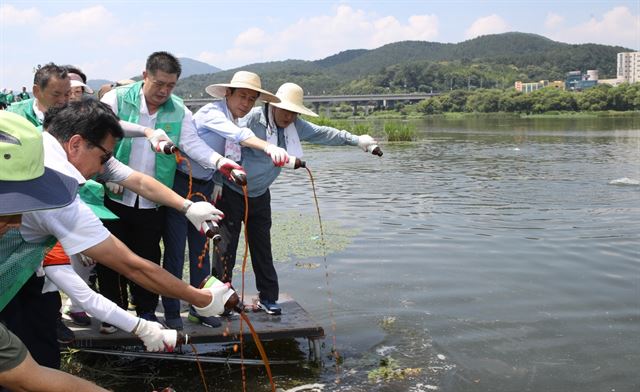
[352, 103, 357, 115]
[313, 102, 320, 114]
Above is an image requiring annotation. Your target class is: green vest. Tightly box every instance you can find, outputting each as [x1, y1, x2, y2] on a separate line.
[7, 98, 40, 127]
[109, 81, 184, 201]
[0, 229, 56, 311]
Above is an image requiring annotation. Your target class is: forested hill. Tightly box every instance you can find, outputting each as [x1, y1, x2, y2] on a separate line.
[174, 32, 631, 97]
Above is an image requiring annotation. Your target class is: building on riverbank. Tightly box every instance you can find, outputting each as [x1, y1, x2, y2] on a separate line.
[617, 52, 640, 84]
[514, 80, 564, 93]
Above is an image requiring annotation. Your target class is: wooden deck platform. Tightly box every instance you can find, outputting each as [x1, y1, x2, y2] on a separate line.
[63, 294, 325, 362]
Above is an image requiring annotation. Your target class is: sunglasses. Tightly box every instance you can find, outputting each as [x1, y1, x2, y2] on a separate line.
[90, 141, 113, 165]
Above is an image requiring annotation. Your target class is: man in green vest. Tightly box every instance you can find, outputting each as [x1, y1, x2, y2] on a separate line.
[0, 89, 7, 109]
[99, 51, 244, 324]
[5, 91, 14, 106]
[7, 64, 70, 127]
[18, 87, 30, 102]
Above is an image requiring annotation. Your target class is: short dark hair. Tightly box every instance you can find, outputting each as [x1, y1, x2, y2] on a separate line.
[146, 51, 181, 79]
[33, 63, 68, 90]
[44, 99, 124, 146]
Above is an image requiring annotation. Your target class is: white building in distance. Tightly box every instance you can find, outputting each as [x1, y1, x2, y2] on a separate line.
[617, 52, 640, 83]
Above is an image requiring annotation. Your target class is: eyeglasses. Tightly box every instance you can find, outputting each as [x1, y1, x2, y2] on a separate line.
[90, 141, 113, 165]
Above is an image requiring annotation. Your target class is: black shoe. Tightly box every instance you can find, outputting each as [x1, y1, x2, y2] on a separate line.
[56, 318, 75, 344]
[164, 312, 184, 330]
[257, 300, 282, 315]
[187, 307, 221, 328]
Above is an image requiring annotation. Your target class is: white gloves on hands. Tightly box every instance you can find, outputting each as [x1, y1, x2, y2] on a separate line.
[134, 318, 171, 352]
[184, 201, 224, 234]
[105, 182, 123, 194]
[263, 144, 289, 167]
[357, 134, 377, 152]
[192, 277, 235, 317]
[214, 157, 245, 181]
[211, 183, 223, 203]
[147, 129, 171, 152]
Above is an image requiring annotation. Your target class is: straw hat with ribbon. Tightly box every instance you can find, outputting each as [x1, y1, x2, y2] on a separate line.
[205, 71, 279, 103]
[270, 83, 318, 117]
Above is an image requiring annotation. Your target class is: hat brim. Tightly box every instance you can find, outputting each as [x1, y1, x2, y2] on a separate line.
[271, 101, 318, 117]
[205, 83, 280, 103]
[0, 168, 79, 216]
[70, 79, 94, 94]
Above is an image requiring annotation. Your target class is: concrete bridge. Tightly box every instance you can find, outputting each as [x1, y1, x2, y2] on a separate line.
[183, 92, 438, 114]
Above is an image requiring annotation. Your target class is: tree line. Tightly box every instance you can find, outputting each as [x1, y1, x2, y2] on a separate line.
[413, 83, 640, 114]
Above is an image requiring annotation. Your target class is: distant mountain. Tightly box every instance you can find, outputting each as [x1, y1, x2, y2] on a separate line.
[169, 32, 634, 96]
[87, 79, 111, 92]
[87, 57, 220, 92]
[178, 57, 221, 78]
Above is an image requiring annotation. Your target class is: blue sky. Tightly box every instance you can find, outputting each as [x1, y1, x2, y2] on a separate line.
[1, 0, 639, 90]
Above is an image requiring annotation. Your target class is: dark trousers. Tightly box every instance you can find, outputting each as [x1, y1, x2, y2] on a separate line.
[97, 197, 166, 315]
[0, 274, 60, 369]
[214, 185, 279, 302]
[161, 172, 213, 316]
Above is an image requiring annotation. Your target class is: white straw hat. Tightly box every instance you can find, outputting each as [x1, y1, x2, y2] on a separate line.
[270, 83, 318, 117]
[68, 73, 94, 94]
[205, 71, 279, 103]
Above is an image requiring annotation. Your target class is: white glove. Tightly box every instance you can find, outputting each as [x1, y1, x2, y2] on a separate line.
[263, 144, 290, 167]
[147, 129, 171, 152]
[184, 200, 224, 234]
[357, 134, 377, 152]
[192, 277, 235, 317]
[214, 157, 244, 181]
[133, 318, 171, 352]
[105, 181, 123, 194]
[78, 253, 96, 267]
[211, 183, 223, 203]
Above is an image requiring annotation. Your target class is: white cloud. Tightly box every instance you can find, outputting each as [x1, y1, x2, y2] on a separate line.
[37, 5, 116, 38]
[464, 14, 510, 39]
[546, 6, 640, 49]
[197, 5, 439, 69]
[545, 12, 565, 29]
[234, 27, 268, 47]
[0, 4, 41, 26]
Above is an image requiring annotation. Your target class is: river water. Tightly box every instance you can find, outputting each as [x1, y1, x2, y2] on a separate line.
[108, 115, 640, 392]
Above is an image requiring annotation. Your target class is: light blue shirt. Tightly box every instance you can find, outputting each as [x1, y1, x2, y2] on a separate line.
[179, 99, 256, 180]
[224, 105, 360, 197]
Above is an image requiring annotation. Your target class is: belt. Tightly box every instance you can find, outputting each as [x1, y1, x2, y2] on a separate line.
[176, 170, 211, 186]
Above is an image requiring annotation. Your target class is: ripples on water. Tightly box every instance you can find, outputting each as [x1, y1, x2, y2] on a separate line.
[270, 123, 639, 392]
[108, 120, 638, 392]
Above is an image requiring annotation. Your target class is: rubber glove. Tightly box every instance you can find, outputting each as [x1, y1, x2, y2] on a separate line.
[105, 181, 123, 194]
[263, 144, 290, 167]
[214, 157, 245, 181]
[147, 129, 171, 152]
[192, 277, 235, 317]
[357, 134, 377, 152]
[133, 318, 172, 352]
[211, 183, 223, 203]
[184, 201, 224, 234]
